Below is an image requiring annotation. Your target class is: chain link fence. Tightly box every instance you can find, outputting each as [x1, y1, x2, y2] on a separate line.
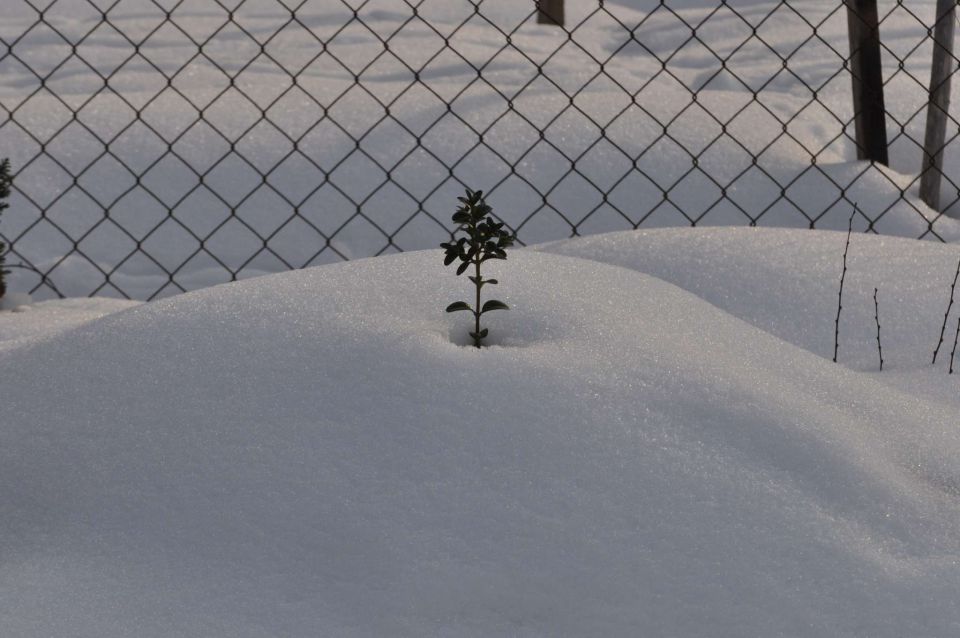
[1, 0, 958, 299]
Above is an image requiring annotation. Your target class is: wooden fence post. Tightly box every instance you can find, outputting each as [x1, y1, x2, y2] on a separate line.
[920, 0, 957, 213]
[846, 0, 889, 165]
[537, 0, 564, 26]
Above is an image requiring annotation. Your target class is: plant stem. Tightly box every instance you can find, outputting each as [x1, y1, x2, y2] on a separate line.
[874, 287, 883, 371]
[933, 254, 960, 364]
[950, 315, 960, 374]
[834, 207, 855, 363]
[474, 255, 482, 348]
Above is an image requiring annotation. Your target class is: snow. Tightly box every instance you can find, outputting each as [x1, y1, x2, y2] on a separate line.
[3, 1, 960, 633]
[538, 226, 955, 368]
[0, 291, 31, 311]
[2, 229, 960, 636]
[0, 297, 138, 352]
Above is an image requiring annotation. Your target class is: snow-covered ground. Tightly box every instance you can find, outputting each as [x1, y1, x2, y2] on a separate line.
[3, 1, 960, 633]
[2, 227, 960, 636]
[2, 0, 960, 298]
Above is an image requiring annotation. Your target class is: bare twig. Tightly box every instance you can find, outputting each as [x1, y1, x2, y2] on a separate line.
[932, 254, 960, 364]
[950, 315, 960, 374]
[874, 287, 883, 371]
[834, 206, 856, 363]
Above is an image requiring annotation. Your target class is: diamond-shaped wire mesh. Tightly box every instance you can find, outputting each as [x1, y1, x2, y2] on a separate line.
[1, 0, 958, 299]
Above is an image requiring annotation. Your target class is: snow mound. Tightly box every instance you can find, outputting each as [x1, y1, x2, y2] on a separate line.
[536, 227, 960, 369]
[0, 297, 140, 353]
[2, 248, 960, 636]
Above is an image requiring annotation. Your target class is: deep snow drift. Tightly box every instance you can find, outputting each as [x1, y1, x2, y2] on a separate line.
[2, 229, 960, 636]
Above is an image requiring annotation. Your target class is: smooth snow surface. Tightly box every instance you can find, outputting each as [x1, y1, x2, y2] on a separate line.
[0, 292, 32, 311]
[2, 230, 960, 636]
[0, 297, 139, 353]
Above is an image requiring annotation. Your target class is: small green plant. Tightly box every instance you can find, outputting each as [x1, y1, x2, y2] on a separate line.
[0, 158, 11, 300]
[441, 189, 514, 348]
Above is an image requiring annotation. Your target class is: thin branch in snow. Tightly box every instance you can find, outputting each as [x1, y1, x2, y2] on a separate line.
[874, 287, 883, 371]
[932, 254, 960, 365]
[950, 315, 960, 374]
[834, 206, 856, 363]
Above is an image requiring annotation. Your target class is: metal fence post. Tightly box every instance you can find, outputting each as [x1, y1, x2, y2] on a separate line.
[920, 0, 957, 214]
[537, 0, 565, 26]
[845, 0, 890, 165]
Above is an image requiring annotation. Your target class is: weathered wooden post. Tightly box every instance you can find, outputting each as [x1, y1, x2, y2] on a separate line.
[920, 0, 957, 213]
[845, 0, 889, 165]
[537, 0, 564, 26]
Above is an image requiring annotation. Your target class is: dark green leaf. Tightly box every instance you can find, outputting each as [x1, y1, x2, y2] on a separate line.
[485, 279, 498, 285]
[443, 252, 458, 266]
[481, 299, 509, 313]
[469, 328, 489, 340]
[445, 301, 472, 313]
[456, 261, 470, 276]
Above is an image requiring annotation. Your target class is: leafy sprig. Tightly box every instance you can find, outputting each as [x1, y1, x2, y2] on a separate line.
[441, 189, 514, 348]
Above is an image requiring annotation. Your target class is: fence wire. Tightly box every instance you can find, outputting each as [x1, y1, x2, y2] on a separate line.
[0, 0, 958, 299]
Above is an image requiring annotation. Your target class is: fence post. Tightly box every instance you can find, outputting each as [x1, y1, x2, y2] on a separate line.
[537, 0, 564, 26]
[845, 0, 889, 165]
[920, 0, 957, 214]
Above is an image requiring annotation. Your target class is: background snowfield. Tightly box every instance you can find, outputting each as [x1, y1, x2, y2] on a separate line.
[2, 0, 960, 298]
[2, 229, 960, 636]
